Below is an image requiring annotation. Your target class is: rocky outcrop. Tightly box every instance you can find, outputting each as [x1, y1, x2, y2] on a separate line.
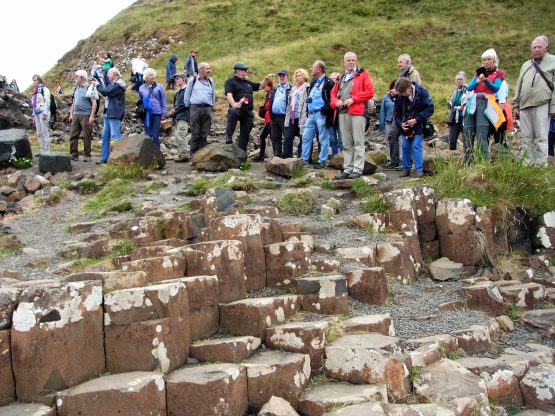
[191, 143, 247, 171]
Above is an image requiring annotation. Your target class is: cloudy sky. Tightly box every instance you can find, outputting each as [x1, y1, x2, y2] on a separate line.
[1, 0, 136, 90]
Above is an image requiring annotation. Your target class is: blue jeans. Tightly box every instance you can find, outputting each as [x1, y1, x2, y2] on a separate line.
[401, 134, 423, 173]
[101, 115, 121, 162]
[329, 126, 344, 156]
[145, 114, 162, 148]
[301, 112, 330, 164]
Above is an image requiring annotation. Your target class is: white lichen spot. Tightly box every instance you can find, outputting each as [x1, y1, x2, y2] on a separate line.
[152, 341, 170, 373]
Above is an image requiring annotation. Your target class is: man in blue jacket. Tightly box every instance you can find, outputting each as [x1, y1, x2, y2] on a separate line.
[393, 77, 434, 177]
[93, 67, 126, 164]
[166, 54, 177, 90]
[268, 69, 291, 158]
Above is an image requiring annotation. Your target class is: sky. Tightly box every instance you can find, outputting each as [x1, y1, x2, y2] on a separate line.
[1, 0, 136, 90]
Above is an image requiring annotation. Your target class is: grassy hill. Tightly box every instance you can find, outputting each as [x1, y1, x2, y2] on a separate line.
[44, 0, 554, 122]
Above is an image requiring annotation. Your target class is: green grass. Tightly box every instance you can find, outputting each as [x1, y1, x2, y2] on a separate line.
[99, 162, 148, 181]
[293, 176, 335, 190]
[370, 151, 388, 166]
[84, 178, 134, 218]
[0, 247, 14, 258]
[70, 239, 135, 271]
[507, 304, 524, 321]
[421, 154, 555, 217]
[277, 190, 316, 215]
[410, 366, 422, 382]
[187, 172, 257, 196]
[239, 161, 251, 171]
[324, 321, 345, 343]
[77, 180, 99, 194]
[504, 405, 524, 415]
[291, 163, 307, 179]
[447, 351, 461, 360]
[42, 0, 554, 125]
[11, 157, 33, 169]
[351, 177, 376, 198]
[142, 182, 163, 193]
[361, 193, 388, 214]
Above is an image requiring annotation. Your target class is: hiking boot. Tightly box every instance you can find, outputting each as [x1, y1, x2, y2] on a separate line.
[384, 162, 399, 170]
[225, 138, 233, 144]
[395, 165, 405, 171]
[401, 170, 411, 177]
[252, 156, 265, 163]
[347, 172, 362, 179]
[71, 155, 79, 161]
[96, 160, 107, 165]
[333, 172, 350, 180]
[314, 162, 326, 169]
[83, 156, 91, 162]
[174, 156, 190, 163]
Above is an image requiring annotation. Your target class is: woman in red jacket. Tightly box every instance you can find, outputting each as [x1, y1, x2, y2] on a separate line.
[253, 80, 273, 162]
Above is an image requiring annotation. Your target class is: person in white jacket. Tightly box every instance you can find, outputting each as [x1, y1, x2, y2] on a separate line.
[31, 74, 51, 153]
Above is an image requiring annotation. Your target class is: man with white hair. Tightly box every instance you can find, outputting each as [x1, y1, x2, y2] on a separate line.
[397, 54, 421, 84]
[69, 69, 97, 162]
[513, 35, 555, 166]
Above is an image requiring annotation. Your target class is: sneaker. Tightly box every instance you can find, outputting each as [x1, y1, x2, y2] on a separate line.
[83, 156, 91, 162]
[333, 172, 350, 180]
[71, 155, 79, 161]
[401, 170, 411, 177]
[395, 165, 405, 171]
[251, 156, 265, 163]
[96, 160, 107, 165]
[313, 162, 326, 169]
[174, 156, 190, 163]
[384, 162, 399, 170]
[347, 172, 362, 179]
[225, 138, 233, 144]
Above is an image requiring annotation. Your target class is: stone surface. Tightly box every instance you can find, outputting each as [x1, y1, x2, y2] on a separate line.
[266, 157, 305, 178]
[322, 402, 387, 416]
[297, 275, 350, 315]
[452, 319, 501, 354]
[0, 129, 33, 163]
[265, 241, 311, 289]
[328, 152, 378, 175]
[191, 143, 247, 171]
[376, 242, 416, 283]
[345, 267, 389, 305]
[336, 245, 378, 267]
[413, 359, 490, 416]
[0, 87, 33, 129]
[298, 382, 388, 416]
[109, 134, 166, 169]
[190, 336, 261, 363]
[430, 257, 464, 281]
[481, 367, 523, 406]
[533, 211, 555, 249]
[0, 287, 19, 329]
[266, 321, 329, 372]
[466, 282, 509, 316]
[64, 271, 147, 291]
[499, 283, 546, 309]
[220, 295, 299, 339]
[166, 363, 247, 416]
[0, 403, 56, 416]
[11, 281, 104, 402]
[258, 395, 300, 416]
[522, 308, 555, 335]
[120, 255, 186, 284]
[56, 372, 166, 416]
[183, 240, 246, 302]
[38, 152, 72, 174]
[342, 314, 395, 336]
[243, 351, 311, 412]
[210, 214, 267, 290]
[324, 333, 409, 400]
[519, 363, 555, 413]
[0, 330, 13, 406]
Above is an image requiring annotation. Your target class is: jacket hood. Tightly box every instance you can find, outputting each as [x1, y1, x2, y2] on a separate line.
[115, 78, 126, 88]
[169, 54, 177, 62]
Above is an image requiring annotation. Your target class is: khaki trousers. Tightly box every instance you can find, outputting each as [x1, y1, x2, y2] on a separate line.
[339, 113, 366, 174]
[520, 103, 549, 166]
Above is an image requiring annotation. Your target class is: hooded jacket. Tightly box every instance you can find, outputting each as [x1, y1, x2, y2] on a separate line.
[394, 83, 434, 136]
[331, 68, 374, 117]
[139, 82, 167, 116]
[166, 55, 177, 82]
[97, 78, 126, 120]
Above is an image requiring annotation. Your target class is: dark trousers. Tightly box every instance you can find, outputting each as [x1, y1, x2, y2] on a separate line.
[387, 123, 401, 165]
[69, 115, 93, 157]
[448, 121, 463, 150]
[190, 105, 213, 153]
[226, 108, 254, 151]
[259, 124, 270, 158]
[549, 131, 554, 157]
[270, 114, 286, 158]
[145, 114, 161, 148]
[283, 118, 300, 158]
[492, 121, 507, 146]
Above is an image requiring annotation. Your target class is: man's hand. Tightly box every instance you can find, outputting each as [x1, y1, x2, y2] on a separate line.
[88, 115, 94, 124]
[389, 89, 398, 96]
[513, 109, 519, 119]
[335, 100, 344, 109]
[477, 74, 486, 83]
[233, 101, 241, 109]
[344, 98, 354, 107]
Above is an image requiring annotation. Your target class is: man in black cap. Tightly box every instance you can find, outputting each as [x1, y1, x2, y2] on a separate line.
[268, 69, 290, 158]
[224, 62, 272, 151]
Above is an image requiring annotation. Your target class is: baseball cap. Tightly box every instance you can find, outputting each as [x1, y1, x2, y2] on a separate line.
[277, 69, 288, 75]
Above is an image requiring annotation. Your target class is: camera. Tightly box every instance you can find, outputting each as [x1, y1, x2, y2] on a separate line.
[307, 97, 313, 103]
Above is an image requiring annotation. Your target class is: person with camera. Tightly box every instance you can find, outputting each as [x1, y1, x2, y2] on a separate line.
[393, 77, 434, 178]
[446, 71, 467, 151]
[268, 69, 291, 158]
[463, 48, 504, 164]
[169, 73, 190, 163]
[331, 52, 374, 179]
[224, 62, 272, 151]
[300, 60, 335, 169]
[283, 69, 310, 159]
[253, 80, 273, 162]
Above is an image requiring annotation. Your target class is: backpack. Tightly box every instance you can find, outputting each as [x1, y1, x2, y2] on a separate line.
[49, 93, 57, 115]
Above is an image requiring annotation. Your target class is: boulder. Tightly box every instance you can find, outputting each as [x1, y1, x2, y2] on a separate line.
[533, 211, 555, 249]
[0, 233, 22, 250]
[499, 283, 546, 309]
[38, 152, 72, 174]
[24, 176, 42, 193]
[0, 330, 13, 406]
[166, 363, 247, 416]
[429, 257, 464, 281]
[382, 189, 417, 234]
[345, 267, 389, 305]
[265, 241, 311, 289]
[519, 363, 555, 413]
[266, 157, 305, 178]
[322, 402, 387, 415]
[481, 367, 523, 406]
[522, 308, 555, 334]
[328, 152, 377, 175]
[109, 134, 166, 169]
[465, 282, 509, 316]
[298, 383, 388, 416]
[376, 242, 416, 283]
[0, 89, 33, 129]
[242, 351, 311, 412]
[336, 245, 378, 267]
[56, 372, 166, 416]
[413, 359, 490, 416]
[11, 281, 105, 402]
[258, 396, 300, 416]
[190, 336, 261, 363]
[0, 403, 56, 416]
[0, 287, 19, 329]
[451, 319, 501, 354]
[0, 129, 32, 166]
[191, 143, 247, 171]
[342, 314, 395, 336]
[297, 275, 350, 315]
[202, 187, 240, 224]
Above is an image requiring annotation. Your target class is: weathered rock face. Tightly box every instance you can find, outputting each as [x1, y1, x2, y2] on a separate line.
[413, 359, 490, 416]
[258, 395, 300, 416]
[0, 330, 13, 406]
[166, 363, 247, 416]
[266, 157, 305, 178]
[183, 240, 247, 302]
[0, 287, 19, 329]
[499, 282, 546, 309]
[202, 187, 240, 224]
[56, 372, 166, 416]
[109, 134, 166, 169]
[481, 367, 523, 407]
[324, 333, 409, 401]
[376, 242, 416, 283]
[210, 214, 267, 290]
[533, 211, 555, 250]
[103, 282, 190, 374]
[120, 255, 186, 284]
[65, 271, 147, 292]
[297, 275, 350, 315]
[190, 336, 261, 363]
[345, 267, 388, 305]
[336, 245, 379, 267]
[191, 143, 247, 171]
[328, 152, 377, 174]
[0, 403, 56, 416]
[429, 257, 464, 281]
[343, 314, 395, 336]
[11, 281, 105, 402]
[38, 152, 72, 174]
[242, 351, 311, 412]
[0, 129, 32, 166]
[465, 282, 509, 316]
[519, 363, 555, 413]
[522, 308, 555, 336]
[451, 319, 501, 355]
[265, 241, 311, 289]
[0, 89, 33, 129]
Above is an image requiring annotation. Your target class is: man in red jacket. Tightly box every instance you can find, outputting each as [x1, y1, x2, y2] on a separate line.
[331, 52, 374, 179]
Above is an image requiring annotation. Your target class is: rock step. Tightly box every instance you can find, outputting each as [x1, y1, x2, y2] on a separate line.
[0, 403, 55, 416]
[64, 271, 148, 291]
[342, 314, 395, 336]
[56, 372, 166, 415]
[189, 335, 261, 363]
[219, 295, 299, 339]
[323, 402, 457, 416]
[296, 275, 349, 315]
[120, 255, 186, 284]
[298, 382, 388, 416]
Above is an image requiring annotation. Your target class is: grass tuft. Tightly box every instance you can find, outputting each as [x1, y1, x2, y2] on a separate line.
[324, 321, 345, 343]
[410, 366, 422, 382]
[84, 178, 134, 218]
[0, 247, 14, 258]
[371, 151, 388, 166]
[99, 162, 148, 181]
[507, 304, 523, 321]
[291, 163, 307, 179]
[361, 193, 388, 213]
[77, 180, 99, 194]
[447, 350, 461, 360]
[187, 172, 257, 196]
[351, 177, 376, 198]
[277, 190, 316, 215]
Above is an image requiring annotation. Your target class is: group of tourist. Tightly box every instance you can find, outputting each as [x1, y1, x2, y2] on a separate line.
[28, 34, 554, 169]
